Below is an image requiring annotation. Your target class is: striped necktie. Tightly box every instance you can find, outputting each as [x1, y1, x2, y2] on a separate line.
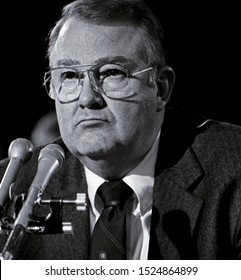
[90, 180, 133, 260]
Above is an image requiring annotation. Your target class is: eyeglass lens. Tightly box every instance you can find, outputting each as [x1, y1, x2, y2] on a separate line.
[45, 63, 153, 102]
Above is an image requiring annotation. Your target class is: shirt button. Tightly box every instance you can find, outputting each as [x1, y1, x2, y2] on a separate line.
[99, 251, 107, 260]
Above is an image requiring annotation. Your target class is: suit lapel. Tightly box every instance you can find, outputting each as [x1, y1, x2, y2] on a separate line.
[148, 109, 206, 259]
[149, 148, 204, 259]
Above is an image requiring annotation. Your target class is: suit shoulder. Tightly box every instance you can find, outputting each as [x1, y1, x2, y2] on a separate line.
[195, 120, 241, 148]
[192, 120, 241, 173]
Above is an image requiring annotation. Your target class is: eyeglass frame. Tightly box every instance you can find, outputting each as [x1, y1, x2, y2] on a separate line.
[43, 62, 158, 102]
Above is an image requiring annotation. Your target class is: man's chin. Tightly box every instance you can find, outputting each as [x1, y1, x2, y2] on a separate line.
[75, 144, 115, 160]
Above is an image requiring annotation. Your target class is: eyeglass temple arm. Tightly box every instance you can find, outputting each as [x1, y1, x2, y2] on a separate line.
[130, 66, 156, 77]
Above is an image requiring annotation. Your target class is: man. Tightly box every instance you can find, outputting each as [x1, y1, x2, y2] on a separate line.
[0, 0, 240, 260]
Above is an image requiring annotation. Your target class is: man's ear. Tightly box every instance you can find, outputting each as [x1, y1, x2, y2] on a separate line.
[156, 66, 175, 111]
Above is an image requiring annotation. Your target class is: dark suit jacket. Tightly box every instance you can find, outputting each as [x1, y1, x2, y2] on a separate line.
[0, 108, 240, 259]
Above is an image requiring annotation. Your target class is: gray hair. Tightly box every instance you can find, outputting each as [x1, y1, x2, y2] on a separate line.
[47, 0, 167, 66]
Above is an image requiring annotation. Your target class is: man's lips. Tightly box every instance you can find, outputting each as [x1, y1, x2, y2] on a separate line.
[77, 118, 108, 125]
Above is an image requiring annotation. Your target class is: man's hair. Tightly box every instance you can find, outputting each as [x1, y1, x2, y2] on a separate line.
[47, 0, 167, 66]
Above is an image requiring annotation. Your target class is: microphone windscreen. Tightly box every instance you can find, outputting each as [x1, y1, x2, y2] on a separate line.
[8, 138, 34, 163]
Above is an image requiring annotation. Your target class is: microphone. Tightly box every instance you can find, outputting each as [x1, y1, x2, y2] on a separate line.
[0, 138, 34, 218]
[1, 143, 65, 260]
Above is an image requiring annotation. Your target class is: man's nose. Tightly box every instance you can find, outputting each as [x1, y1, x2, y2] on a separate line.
[77, 75, 104, 109]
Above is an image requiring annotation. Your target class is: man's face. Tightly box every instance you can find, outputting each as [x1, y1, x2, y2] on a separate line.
[51, 18, 164, 166]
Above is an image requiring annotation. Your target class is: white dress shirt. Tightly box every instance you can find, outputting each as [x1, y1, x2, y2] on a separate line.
[85, 131, 160, 260]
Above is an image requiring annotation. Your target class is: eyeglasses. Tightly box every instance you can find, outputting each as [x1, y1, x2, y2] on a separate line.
[43, 63, 156, 103]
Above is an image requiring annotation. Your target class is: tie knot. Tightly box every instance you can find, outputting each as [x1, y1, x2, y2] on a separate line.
[97, 180, 133, 207]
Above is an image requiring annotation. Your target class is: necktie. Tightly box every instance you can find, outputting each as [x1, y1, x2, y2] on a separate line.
[90, 180, 133, 260]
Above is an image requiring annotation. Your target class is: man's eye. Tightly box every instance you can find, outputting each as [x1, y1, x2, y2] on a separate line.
[100, 69, 126, 79]
[61, 71, 79, 80]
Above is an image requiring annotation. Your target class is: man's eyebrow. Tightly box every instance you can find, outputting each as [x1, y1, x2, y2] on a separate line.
[94, 56, 132, 64]
[54, 56, 136, 66]
[54, 59, 81, 67]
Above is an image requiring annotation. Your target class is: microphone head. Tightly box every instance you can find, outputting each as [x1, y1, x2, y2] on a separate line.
[8, 138, 34, 162]
[38, 143, 65, 169]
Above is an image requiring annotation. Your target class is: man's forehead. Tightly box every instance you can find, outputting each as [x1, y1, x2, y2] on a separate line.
[58, 17, 143, 45]
[51, 17, 145, 66]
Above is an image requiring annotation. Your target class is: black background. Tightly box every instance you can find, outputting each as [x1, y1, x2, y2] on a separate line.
[1, 1, 240, 158]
